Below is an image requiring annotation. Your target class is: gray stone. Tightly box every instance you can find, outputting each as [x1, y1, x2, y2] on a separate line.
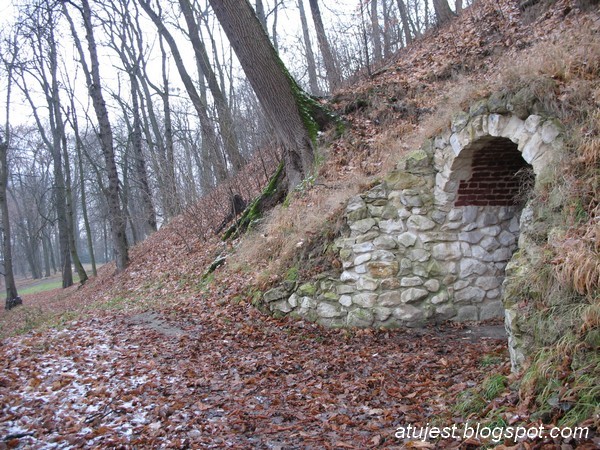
[454, 287, 486, 303]
[263, 286, 291, 303]
[407, 215, 436, 231]
[469, 100, 488, 116]
[454, 305, 479, 322]
[347, 308, 374, 327]
[337, 284, 355, 295]
[339, 295, 353, 307]
[397, 232, 418, 247]
[357, 277, 379, 291]
[480, 301, 505, 320]
[300, 296, 317, 309]
[462, 206, 479, 224]
[460, 258, 487, 277]
[317, 317, 347, 328]
[480, 226, 502, 237]
[373, 236, 397, 250]
[346, 195, 366, 212]
[492, 247, 514, 262]
[472, 245, 493, 262]
[431, 210, 447, 224]
[335, 238, 356, 249]
[379, 219, 405, 233]
[431, 291, 449, 304]
[408, 249, 430, 262]
[432, 242, 462, 260]
[397, 207, 411, 219]
[447, 208, 463, 221]
[355, 264, 367, 274]
[340, 271, 359, 282]
[353, 242, 375, 253]
[498, 230, 517, 246]
[400, 190, 423, 207]
[288, 293, 299, 308]
[475, 276, 502, 290]
[317, 302, 344, 318]
[372, 250, 397, 261]
[378, 291, 403, 307]
[435, 304, 457, 320]
[367, 205, 385, 217]
[524, 114, 542, 133]
[272, 300, 292, 313]
[355, 231, 380, 244]
[541, 119, 562, 143]
[400, 276, 423, 287]
[454, 280, 470, 290]
[480, 236, 500, 252]
[365, 184, 388, 201]
[381, 205, 399, 220]
[347, 207, 369, 222]
[352, 293, 378, 307]
[373, 306, 392, 322]
[459, 230, 484, 244]
[424, 279, 440, 292]
[392, 305, 424, 323]
[320, 292, 340, 302]
[350, 218, 377, 234]
[401, 288, 429, 303]
[451, 111, 470, 133]
[486, 289, 501, 299]
[354, 253, 372, 266]
[478, 212, 499, 227]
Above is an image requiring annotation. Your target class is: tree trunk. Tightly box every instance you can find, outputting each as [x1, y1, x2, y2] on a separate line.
[433, 0, 455, 25]
[138, 0, 227, 188]
[371, 0, 382, 63]
[180, 0, 244, 173]
[67, 0, 129, 271]
[298, 0, 320, 96]
[308, 0, 342, 93]
[61, 131, 88, 284]
[208, 0, 318, 191]
[396, 0, 413, 45]
[0, 142, 20, 310]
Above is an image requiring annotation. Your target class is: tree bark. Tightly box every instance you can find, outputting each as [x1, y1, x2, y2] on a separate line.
[396, 0, 413, 45]
[308, 0, 342, 93]
[66, 0, 129, 271]
[371, 0, 382, 63]
[298, 0, 320, 96]
[208, 0, 317, 191]
[433, 0, 455, 25]
[180, 0, 244, 172]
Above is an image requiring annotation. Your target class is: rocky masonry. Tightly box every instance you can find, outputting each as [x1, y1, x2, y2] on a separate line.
[263, 94, 564, 369]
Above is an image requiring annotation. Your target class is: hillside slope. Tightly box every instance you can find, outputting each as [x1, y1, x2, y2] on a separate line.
[1, 0, 598, 447]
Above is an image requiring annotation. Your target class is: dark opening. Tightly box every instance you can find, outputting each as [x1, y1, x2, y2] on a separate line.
[455, 137, 533, 207]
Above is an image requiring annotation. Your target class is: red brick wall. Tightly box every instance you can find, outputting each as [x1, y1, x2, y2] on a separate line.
[455, 139, 530, 206]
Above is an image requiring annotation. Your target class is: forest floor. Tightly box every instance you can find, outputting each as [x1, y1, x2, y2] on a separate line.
[1, 0, 599, 448]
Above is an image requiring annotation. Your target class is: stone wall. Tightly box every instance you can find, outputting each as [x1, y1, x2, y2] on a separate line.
[262, 95, 564, 370]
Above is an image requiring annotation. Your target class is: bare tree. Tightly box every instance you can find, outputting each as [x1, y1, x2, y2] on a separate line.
[208, 0, 322, 191]
[63, 0, 129, 271]
[0, 31, 21, 309]
[308, 0, 342, 92]
[298, 0, 320, 95]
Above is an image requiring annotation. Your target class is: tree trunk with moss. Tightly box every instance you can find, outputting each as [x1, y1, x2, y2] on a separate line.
[208, 0, 318, 191]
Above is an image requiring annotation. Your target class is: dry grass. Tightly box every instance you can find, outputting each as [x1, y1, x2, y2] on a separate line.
[231, 180, 362, 288]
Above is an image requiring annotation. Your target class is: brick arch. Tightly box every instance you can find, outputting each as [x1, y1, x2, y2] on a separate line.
[453, 137, 533, 207]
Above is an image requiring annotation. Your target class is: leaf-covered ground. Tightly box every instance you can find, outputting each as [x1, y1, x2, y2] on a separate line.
[1, 0, 599, 448]
[1, 287, 510, 448]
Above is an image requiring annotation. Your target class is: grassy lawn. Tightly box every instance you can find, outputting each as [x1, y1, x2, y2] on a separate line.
[17, 275, 81, 296]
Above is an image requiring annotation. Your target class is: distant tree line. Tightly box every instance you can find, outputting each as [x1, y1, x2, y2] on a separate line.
[0, 0, 465, 309]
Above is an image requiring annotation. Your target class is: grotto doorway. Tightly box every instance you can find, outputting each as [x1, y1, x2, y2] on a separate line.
[441, 136, 535, 322]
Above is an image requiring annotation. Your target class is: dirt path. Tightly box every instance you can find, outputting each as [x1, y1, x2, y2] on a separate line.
[0, 296, 510, 449]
